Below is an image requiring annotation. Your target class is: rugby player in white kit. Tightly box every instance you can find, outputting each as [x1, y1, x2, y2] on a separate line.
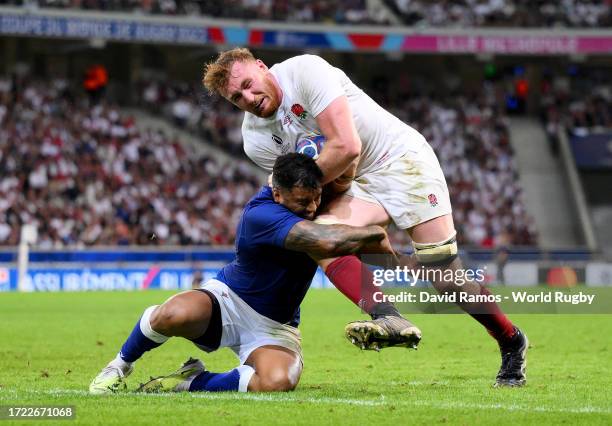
[203, 48, 528, 387]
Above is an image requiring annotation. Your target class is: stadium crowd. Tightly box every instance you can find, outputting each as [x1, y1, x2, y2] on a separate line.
[137, 78, 244, 156]
[386, 0, 611, 28]
[0, 69, 538, 248]
[137, 73, 537, 247]
[0, 77, 261, 247]
[1, 0, 390, 25]
[1, 0, 610, 27]
[539, 67, 612, 155]
[382, 86, 537, 247]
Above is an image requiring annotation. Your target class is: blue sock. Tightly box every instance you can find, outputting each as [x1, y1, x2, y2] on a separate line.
[119, 306, 169, 363]
[188, 365, 255, 392]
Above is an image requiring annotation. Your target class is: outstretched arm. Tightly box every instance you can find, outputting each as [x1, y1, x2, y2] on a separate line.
[284, 221, 394, 261]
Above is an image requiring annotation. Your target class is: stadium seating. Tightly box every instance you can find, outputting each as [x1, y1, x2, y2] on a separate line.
[1, 0, 609, 28]
[0, 0, 391, 25]
[538, 67, 611, 156]
[385, 0, 611, 28]
[0, 68, 539, 247]
[137, 72, 537, 247]
[0, 76, 261, 247]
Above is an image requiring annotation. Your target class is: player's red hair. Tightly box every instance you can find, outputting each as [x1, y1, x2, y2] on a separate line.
[202, 48, 256, 96]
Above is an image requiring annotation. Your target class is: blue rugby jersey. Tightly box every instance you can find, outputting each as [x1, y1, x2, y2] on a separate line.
[216, 186, 318, 325]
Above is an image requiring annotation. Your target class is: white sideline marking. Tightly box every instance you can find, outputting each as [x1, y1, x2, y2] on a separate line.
[1, 389, 611, 414]
[189, 392, 386, 406]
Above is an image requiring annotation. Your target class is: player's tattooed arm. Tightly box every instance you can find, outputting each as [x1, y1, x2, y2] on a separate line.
[285, 221, 392, 260]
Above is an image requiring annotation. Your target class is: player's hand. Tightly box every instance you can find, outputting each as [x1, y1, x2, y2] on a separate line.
[326, 157, 358, 194]
[378, 234, 400, 265]
[328, 177, 352, 194]
[359, 228, 399, 264]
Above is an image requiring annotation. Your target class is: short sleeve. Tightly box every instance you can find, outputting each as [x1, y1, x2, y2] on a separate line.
[242, 118, 276, 172]
[293, 55, 345, 118]
[244, 201, 304, 248]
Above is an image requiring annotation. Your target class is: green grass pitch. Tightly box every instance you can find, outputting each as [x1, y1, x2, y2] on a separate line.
[0, 290, 611, 425]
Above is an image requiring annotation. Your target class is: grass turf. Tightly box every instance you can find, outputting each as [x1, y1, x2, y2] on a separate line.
[0, 290, 610, 425]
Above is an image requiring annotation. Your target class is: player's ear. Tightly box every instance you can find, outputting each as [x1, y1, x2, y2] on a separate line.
[272, 187, 282, 203]
[255, 59, 268, 71]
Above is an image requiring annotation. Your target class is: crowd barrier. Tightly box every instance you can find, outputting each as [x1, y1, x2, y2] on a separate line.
[0, 247, 609, 291]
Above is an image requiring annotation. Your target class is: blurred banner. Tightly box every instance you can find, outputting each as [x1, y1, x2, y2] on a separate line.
[1, 261, 610, 292]
[0, 265, 334, 291]
[570, 132, 612, 170]
[1, 9, 612, 54]
[586, 263, 612, 286]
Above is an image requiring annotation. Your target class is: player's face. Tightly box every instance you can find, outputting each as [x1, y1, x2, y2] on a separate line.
[274, 186, 322, 220]
[224, 60, 281, 118]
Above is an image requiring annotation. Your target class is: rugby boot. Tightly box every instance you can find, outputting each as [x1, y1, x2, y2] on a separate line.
[137, 357, 205, 393]
[345, 315, 422, 351]
[494, 327, 528, 387]
[89, 363, 133, 394]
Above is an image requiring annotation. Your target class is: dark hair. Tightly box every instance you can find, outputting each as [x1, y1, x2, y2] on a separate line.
[272, 153, 323, 190]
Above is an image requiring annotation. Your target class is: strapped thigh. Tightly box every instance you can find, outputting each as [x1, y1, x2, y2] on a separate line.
[412, 231, 458, 266]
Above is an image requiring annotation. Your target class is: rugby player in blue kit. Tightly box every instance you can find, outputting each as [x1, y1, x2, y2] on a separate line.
[89, 153, 396, 394]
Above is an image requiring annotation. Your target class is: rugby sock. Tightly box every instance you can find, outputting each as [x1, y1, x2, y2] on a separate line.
[325, 255, 382, 315]
[119, 305, 169, 363]
[469, 286, 516, 343]
[186, 365, 255, 392]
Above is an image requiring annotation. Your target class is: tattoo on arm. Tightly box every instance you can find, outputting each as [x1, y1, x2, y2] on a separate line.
[284, 221, 385, 259]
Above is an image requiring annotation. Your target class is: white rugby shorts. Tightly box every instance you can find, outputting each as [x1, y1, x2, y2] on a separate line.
[346, 143, 452, 229]
[198, 279, 303, 365]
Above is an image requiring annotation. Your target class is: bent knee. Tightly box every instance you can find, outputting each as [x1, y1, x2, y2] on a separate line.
[150, 303, 185, 335]
[256, 370, 299, 392]
[150, 294, 209, 336]
[258, 377, 297, 392]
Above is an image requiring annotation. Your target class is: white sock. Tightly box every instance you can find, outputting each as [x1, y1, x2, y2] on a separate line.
[237, 365, 256, 392]
[140, 305, 170, 343]
[110, 353, 133, 375]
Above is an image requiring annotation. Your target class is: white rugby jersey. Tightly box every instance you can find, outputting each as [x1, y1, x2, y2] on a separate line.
[242, 54, 427, 177]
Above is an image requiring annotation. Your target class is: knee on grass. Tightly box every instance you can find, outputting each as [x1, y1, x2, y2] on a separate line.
[250, 369, 299, 392]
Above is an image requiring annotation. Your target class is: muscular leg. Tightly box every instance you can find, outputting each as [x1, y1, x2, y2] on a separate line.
[150, 290, 214, 339]
[89, 290, 218, 394]
[408, 214, 528, 386]
[315, 194, 398, 314]
[315, 194, 422, 349]
[316, 193, 390, 271]
[408, 214, 515, 341]
[244, 345, 302, 392]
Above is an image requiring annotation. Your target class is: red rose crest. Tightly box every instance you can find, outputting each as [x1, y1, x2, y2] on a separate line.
[291, 103, 308, 120]
[428, 193, 438, 207]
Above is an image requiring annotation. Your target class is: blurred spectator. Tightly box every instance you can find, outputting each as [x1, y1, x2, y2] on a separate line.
[540, 67, 611, 154]
[1, 0, 609, 27]
[136, 78, 245, 156]
[136, 72, 538, 247]
[0, 0, 391, 25]
[0, 70, 539, 248]
[0, 76, 261, 247]
[4, 0, 609, 27]
[382, 83, 537, 247]
[386, 0, 611, 28]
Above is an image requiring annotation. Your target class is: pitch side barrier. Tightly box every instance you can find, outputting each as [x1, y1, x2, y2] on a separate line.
[1, 6, 612, 54]
[0, 247, 610, 295]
